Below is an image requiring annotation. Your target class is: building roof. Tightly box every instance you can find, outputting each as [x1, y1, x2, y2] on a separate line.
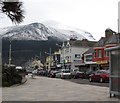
[83, 37, 107, 54]
[84, 33, 120, 55]
[83, 47, 94, 54]
[105, 34, 120, 44]
[93, 37, 108, 47]
[64, 39, 97, 47]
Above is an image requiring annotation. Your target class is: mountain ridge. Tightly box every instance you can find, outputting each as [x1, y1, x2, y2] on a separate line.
[0, 22, 96, 41]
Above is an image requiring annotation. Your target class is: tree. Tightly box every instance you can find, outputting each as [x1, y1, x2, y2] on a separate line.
[0, 0, 24, 24]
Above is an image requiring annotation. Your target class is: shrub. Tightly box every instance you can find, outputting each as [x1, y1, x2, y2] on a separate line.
[2, 65, 22, 87]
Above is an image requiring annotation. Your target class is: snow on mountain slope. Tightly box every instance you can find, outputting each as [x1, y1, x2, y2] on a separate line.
[43, 20, 95, 41]
[0, 21, 96, 41]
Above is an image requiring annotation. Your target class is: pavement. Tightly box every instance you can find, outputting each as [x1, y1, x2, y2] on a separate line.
[2, 76, 120, 101]
[8, 76, 27, 88]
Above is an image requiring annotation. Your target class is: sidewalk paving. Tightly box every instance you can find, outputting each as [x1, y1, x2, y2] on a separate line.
[10, 76, 27, 87]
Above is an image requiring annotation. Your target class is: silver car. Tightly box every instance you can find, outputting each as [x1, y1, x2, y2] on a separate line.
[55, 69, 71, 79]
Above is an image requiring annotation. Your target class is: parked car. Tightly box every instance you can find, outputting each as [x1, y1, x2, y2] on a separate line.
[50, 70, 59, 78]
[78, 71, 86, 79]
[55, 69, 71, 79]
[82, 70, 95, 79]
[37, 69, 47, 76]
[70, 68, 79, 79]
[70, 69, 84, 79]
[26, 68, 33, 73]
[89, 70, 109, 83]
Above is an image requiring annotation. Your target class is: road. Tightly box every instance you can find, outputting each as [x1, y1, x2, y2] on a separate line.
[2, 76, 119, 101]
[65, 78, 109, 87]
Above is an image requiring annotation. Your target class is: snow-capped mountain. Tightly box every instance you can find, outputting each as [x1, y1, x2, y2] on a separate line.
[0, 21, 96, 41]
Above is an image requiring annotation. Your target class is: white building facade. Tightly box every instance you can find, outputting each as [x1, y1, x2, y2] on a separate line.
[60, 41, 89, 70]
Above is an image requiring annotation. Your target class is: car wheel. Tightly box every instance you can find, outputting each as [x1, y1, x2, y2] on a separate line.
[73, 75, 76, 79]
[100, 78, 103, 83]
[60, 75, 62, 79]
[50, 75, 52, 78]
[89, 77, 92, 82]
[69, 76, 71, 79]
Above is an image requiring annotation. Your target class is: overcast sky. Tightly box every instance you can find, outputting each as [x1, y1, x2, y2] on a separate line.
[0, 0, 120, 40]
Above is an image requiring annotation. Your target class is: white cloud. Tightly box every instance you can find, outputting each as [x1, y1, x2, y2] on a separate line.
[0, 0, 119, 40]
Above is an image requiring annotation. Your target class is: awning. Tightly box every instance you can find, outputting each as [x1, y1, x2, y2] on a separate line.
[74, 63, 85, 66]
[85, 62, 97, 65]
[97, 60, 109, 65]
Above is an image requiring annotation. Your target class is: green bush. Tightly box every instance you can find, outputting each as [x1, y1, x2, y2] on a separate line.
[2, 65, 22, 87]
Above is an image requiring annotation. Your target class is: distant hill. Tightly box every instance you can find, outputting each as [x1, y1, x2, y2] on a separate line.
[2, 38, 62, 66]
[1, 21, 96, 66]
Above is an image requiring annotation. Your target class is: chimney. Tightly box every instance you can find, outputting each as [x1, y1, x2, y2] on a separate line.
[105, 28, 114, 38]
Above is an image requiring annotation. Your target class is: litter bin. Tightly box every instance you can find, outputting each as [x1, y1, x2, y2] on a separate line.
[106, 46, 120, 98]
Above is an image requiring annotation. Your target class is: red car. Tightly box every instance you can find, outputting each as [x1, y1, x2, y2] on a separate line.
[89, 70, 109, 83]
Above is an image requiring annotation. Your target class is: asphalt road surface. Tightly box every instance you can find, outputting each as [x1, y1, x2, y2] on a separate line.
[2, 76, 119, 101]
[65, 78, 109, 87]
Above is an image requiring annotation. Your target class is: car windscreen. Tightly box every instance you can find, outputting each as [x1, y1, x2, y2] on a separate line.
[63, 70, 70, 73]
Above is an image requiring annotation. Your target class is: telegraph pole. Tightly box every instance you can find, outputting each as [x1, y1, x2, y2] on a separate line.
[49, 48, 51, 70]
[40, 51, 41, 60]
[9, 40, 12, 66]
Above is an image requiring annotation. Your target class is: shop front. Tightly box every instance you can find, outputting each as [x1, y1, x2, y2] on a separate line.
[97, 60, 109, 70]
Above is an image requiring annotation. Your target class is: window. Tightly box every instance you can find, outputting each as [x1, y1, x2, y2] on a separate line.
[94, 50, 97, 58]
[70, 56, 71, 62]
[66, 48, 69, 52]
[86, 55, 92, 61]
[98, 50, 102, 58]
[75, 54, 81, 58]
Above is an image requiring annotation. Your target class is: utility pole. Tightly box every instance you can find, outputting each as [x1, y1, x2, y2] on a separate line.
[62, 42, 65, 69]
[40, 51, 41, 60]
[49, 48, 51, 70]
[9, 40, 12, 66]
